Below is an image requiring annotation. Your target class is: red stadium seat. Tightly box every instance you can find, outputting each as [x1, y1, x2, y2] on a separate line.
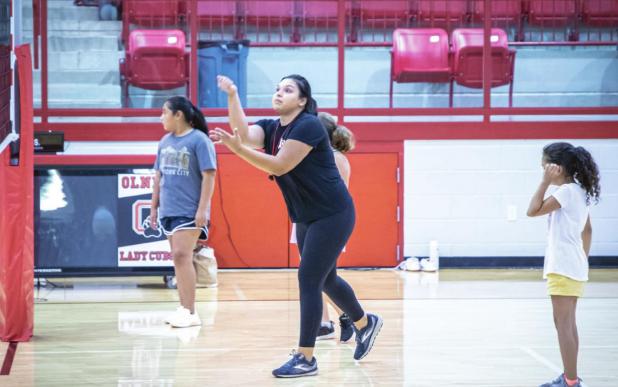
[243, 0, 296, 25]
[301, 0, 339, 26]
[582, 0, 618, 26]
[359, 1, 413, 21]
[121, 0, 181, 46]
[390, 28, 452, 107]
[471, 0, 522, 22]
[451, 28, 516, 106]
[119, 29, 189, 106]
[417, 0, 469, 29]
[528, 0, 578, 25]
[197, 0, 238, 25]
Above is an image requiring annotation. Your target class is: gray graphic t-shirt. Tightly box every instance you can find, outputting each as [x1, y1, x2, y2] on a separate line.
[154, 129, 217, 218]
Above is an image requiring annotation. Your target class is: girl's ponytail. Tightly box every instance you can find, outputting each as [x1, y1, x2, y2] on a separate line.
[318, 112, 355, 153]
[331, 125, 355, 153]
[573, 146, 601, 204]
[190, 103, 209, 135]
[543, 142, 601, 205]
[165, 95, 209, 135]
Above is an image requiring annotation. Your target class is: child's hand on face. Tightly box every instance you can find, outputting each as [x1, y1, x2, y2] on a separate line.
[543, 163, 562, 184]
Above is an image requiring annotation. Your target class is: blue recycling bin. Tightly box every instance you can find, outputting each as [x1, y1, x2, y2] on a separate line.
[198, 40, 249, 108]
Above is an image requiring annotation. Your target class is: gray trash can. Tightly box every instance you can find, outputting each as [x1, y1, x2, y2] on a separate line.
[198, 40, 249, 108]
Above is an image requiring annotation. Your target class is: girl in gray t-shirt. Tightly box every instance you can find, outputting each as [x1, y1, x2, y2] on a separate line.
[150, 96, 217, 329]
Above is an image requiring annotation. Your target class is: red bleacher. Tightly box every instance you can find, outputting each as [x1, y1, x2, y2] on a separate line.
[390, 28, 451, 107]
[122, 0, 181, 45]
[582, 0, 618, 26]
[243, 0, 296, 25]
[451, 28, 515, 106]
[471, 0, 522, 22]
[417, 0, 469, 29]
[196, 0, 238, 25]
[119, 29, 189, 106]
[528, 0, 578, 26]
[390, 27, 516, 108]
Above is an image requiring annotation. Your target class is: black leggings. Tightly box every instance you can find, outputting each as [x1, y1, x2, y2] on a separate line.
[296, 204, 365, 348]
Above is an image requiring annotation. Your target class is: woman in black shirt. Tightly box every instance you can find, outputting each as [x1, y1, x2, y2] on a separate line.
[210, 74, 382, 378]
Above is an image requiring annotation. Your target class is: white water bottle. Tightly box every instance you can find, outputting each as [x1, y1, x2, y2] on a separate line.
[429, 240, 439, 270]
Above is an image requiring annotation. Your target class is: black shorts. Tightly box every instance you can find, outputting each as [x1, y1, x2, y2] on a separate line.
[159, 216, 208, 241]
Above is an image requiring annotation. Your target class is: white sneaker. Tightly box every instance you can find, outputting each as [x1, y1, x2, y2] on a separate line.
[164, 306, 185, 324]
[169, 307, 202, 328]
[405, 257, 421, 271]
[174, 326, 202, 343]
[420, 258, 437, 272]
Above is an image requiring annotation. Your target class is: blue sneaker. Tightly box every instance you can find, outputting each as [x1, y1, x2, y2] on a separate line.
[272, 350, 318, 378]
[353, 313, 383, 360]
[316, 320, 336, 340]
[539, 374, 582, 387]
[339, 313, 354, 342]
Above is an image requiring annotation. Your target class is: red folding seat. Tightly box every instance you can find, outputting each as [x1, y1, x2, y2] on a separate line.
[359, 1, 413, 21]
[451, 28, 516, 106]
[582, 0, 618, 26]
[123, 0, 180, 25]
[301, 0, 339, 26]
[390, 28, 452, 107]
[119, 29, 189, 107]
[197, 0, 238, 25]
[471, 0, 522, 22]
[528, 0, 578, 25]
[417, 0, 469, 29]
[243, 0, 296, 25]
[121, 0, 181, 45]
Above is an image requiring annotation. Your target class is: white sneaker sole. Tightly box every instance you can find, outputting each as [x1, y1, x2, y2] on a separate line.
[273, 369, 318, 378]
[316, 331, 336, 341]
[170, 316, 202, 328]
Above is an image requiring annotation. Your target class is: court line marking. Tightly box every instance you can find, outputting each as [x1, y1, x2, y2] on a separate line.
[233, 284, 247, 301]
[22, 345, 618, 356]
[0, 342, 17, 376]
[33, 296, 618, 306]
[520, 346, 589, 387]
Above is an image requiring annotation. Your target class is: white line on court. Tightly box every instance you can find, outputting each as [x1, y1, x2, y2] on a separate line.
[233, 284, 247, 301]
[24, 345, 617, 356]
[520, 346, 589, 387]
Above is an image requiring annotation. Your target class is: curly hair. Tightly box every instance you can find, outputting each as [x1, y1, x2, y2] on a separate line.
[543, 142, 601, 204]
[318, 112, 355, 153]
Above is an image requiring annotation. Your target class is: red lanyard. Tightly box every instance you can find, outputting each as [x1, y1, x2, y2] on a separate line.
[271, 121, 293, 156]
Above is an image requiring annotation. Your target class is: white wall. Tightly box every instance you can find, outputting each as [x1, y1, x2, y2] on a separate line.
[404, 139, 618, 258]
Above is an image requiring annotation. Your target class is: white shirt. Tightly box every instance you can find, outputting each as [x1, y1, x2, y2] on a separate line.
[544, 183, 590, 281]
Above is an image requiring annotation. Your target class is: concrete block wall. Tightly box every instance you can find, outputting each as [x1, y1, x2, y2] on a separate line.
[404, 139, 618, 259]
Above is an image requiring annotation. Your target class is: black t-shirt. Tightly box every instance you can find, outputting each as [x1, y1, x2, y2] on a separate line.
[255, 112, 353, 223]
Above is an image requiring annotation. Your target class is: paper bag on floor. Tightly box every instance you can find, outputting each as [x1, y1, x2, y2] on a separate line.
[193, 246, 218, 288]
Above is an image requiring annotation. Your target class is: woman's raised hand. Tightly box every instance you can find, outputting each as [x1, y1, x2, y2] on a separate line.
[217, 75, 238, 96]
[209, 127, 242, 153]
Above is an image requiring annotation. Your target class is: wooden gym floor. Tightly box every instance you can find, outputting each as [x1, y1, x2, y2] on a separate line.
[2, 269, 617, 386]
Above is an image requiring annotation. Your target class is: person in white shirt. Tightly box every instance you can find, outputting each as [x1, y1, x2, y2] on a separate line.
[527, 142, 600, 387]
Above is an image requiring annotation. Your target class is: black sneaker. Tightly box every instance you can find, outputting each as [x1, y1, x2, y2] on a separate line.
[353, 313, 383, 360]
[272, 350, 318, 378]
[339, 313, 354, 342]
[316, 321, 336, 340]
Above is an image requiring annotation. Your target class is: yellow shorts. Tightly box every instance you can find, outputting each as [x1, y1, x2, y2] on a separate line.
[546, 273, 585, 297]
